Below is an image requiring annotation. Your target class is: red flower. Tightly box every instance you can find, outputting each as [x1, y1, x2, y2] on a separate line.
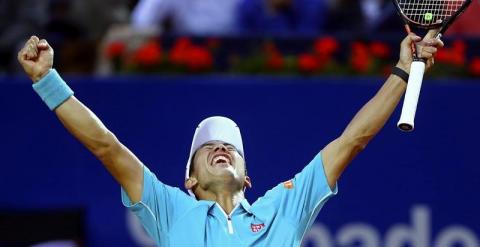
[436, 49, 451, 63]
[298, 53, 320, 73]
[169, 37, 193, 65]
[469, 57, 480, 76]
[266, 52, 284, 70]
[369, 41, 391, 59]
[350, 42, 372, 73]
[451, 52, 466, 66]
[451, 40, 466, 66]
[262, 41, 284, 70]
[133, 40, 162, 66]
[434, 40, 466, 67]
[168, 38, 213, 71]
[314, 36, 339, 56]
[263, 41, 279, 55]
[185, 46, 213, 71]
[351, 42, 369, 56]
[452, 40, 467, 54]
[105, 41, 126, 59]
[435, 48, 465, 66]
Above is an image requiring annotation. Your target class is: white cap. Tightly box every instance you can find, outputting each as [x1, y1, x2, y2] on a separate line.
[185, 116, 244, 197]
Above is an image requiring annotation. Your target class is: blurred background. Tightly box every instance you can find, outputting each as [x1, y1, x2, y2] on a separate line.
[1, 0, 479, 246]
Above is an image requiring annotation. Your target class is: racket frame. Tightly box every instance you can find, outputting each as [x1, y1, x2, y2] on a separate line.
[392, 0, 472, 33]
[392, 0, 472, 132]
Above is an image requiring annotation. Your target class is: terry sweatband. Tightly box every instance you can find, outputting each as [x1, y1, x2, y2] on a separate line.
[391, 66, 409, 84]
[32, 69, 74, 111]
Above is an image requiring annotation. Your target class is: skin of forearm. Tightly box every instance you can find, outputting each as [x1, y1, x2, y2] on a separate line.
[54, 96, 144, 202]
[341, 75, 407, 149]
[55, 96, 116, 158]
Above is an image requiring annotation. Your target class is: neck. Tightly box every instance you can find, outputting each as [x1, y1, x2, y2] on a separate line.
[198, 189, 245, 214]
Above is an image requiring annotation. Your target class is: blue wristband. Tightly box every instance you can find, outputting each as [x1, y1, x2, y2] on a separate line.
[32, 69, 74, 110]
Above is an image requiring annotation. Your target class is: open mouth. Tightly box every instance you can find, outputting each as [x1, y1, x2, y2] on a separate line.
[211, 155, 231, 167]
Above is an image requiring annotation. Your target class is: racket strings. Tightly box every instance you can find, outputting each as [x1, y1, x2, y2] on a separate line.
[398, 0, 466, 26]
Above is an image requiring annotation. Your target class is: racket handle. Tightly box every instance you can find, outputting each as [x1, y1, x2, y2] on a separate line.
[397, 60, 426, 132]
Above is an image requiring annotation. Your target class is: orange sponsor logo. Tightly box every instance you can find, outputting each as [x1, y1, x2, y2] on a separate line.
[283, 180, 294, 189]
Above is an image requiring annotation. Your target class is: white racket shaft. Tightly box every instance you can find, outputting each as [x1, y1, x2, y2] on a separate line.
[397, 60, 426, 132]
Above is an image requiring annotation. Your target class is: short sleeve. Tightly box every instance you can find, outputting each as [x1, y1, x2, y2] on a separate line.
[121, 165, 195, 239]
[256, 152, 337, 229]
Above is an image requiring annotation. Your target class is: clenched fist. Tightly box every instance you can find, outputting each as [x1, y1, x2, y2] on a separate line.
[17, 36, 54, 83]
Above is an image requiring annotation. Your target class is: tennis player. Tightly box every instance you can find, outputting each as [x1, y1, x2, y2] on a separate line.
[18, 32, 442, 246]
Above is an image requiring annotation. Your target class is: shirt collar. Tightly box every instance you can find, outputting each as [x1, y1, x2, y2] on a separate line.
[239, 198, 252, 213]
[203, 198, 252, 216]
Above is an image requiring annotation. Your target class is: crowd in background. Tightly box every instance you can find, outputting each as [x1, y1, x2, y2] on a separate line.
[1, 0, 479, 75]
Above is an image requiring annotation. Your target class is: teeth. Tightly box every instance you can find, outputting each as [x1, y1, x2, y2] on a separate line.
[213, 155, 228, 164]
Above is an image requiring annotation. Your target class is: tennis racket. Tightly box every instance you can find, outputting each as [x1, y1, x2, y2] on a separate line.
[393, 0, 472, 132]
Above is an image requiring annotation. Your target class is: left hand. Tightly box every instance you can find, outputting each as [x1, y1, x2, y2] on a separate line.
[17, 36, 54, 82]
[396, 29, 445, 72]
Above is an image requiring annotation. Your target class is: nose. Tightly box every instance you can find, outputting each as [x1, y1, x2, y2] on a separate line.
[214, 143, 228, 152]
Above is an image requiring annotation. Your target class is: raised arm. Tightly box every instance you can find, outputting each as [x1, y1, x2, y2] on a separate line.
[18, 36, 144, 202]
[321, 32, 444, 188]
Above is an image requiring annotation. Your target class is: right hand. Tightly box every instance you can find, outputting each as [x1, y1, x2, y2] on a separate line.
[17, 36, 54, 83]
[396, 30, 444, 73]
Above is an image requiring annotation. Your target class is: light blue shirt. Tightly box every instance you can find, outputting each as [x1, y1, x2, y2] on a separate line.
[121, 152, 337, 246]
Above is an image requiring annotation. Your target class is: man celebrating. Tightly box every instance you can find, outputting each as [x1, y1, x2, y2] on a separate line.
[18, 32, 442, 246]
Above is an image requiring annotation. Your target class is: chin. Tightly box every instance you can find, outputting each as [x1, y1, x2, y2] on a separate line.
[211, 168, 240, 179]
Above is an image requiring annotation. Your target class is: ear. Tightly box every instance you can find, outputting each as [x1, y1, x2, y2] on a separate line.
[243, 176, 252, 190]
[185, 177, 198, 190]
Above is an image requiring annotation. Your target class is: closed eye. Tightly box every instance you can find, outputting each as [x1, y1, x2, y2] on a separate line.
[200, 142, 236, 151]
[226, 145, 236, 151]
[199, 143, 214, 150]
